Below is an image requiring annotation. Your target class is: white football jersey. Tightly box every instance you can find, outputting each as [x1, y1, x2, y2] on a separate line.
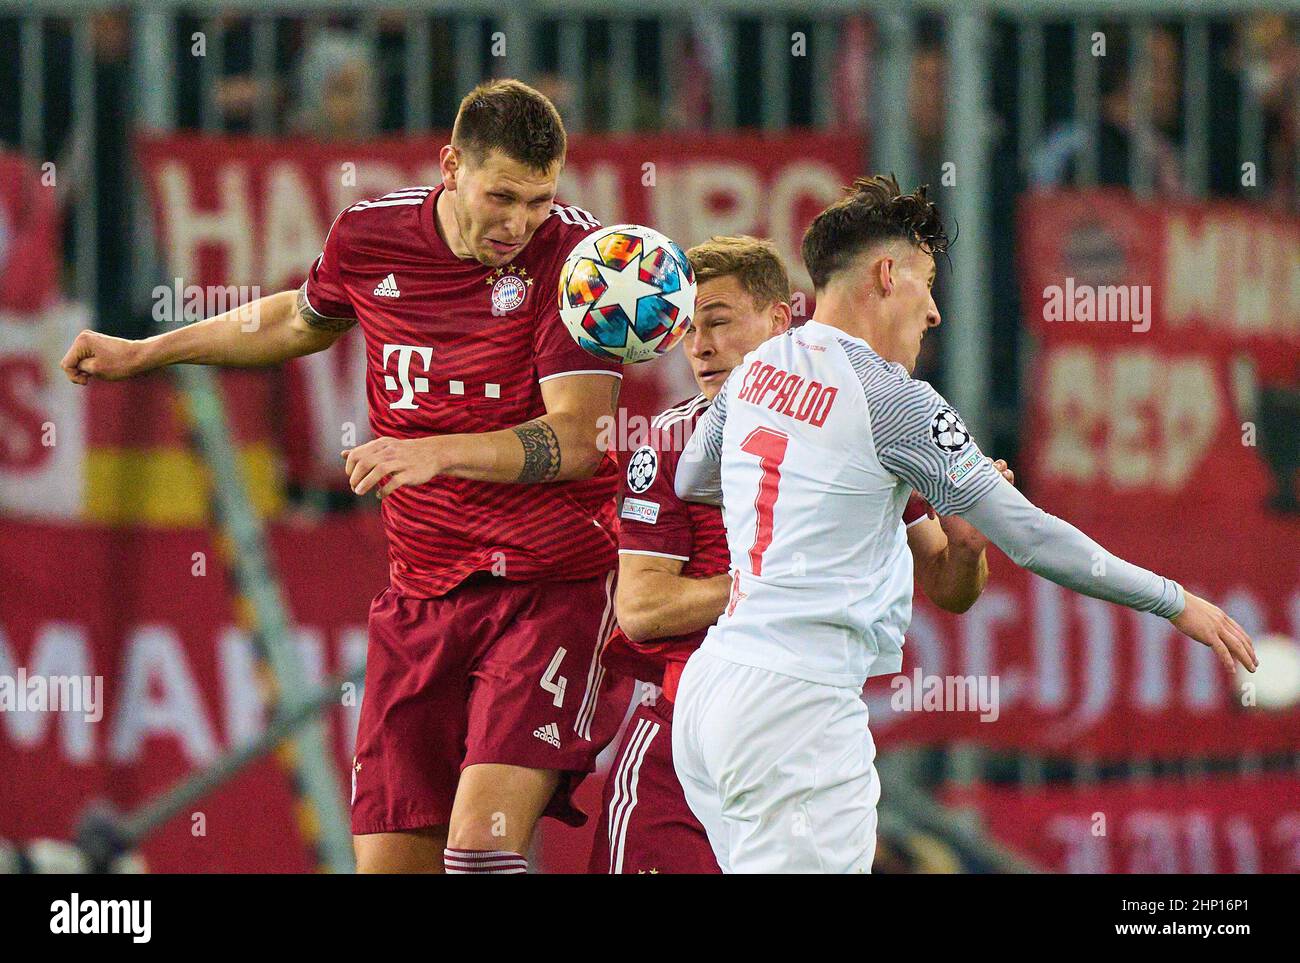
[679, 319, 1002, 688]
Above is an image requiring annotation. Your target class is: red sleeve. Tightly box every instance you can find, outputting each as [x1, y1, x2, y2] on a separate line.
[903, 492, 935, 527]
[301, 210, 357, 321]
[618, 430, 693, 560]
[532, 220, 622, 382]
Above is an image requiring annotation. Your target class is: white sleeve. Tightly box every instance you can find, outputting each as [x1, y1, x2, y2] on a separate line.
[674, 373, 731, 507]
[865, 375, 1003, 515]
[960, 477, 1186, 618]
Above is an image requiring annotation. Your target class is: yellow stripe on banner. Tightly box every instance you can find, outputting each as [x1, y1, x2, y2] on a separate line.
[294, 798, 322, 842]
[83, 444, 284, 526]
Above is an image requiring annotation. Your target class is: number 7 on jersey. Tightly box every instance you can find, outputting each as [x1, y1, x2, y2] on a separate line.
[739, 426, 789, 576]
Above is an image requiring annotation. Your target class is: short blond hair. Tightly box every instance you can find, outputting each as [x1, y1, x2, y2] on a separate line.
[686, 235, 792, 309]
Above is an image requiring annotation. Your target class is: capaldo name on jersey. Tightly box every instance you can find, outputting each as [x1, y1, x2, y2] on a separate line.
[736, 359, 839, 427]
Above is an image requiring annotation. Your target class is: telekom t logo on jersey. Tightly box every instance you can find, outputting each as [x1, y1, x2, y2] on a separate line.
[383, 343, 433, 409]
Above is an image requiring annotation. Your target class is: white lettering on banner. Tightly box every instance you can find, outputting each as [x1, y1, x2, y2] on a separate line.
[1165, 213, 1300, 341]
[263, 163, 327, 288]
[0, 304, 89, 519]
[109, 625, 220, 766]
[1, 622, 365, 765]
[0, 623, 97, 760]
[1040, 345, 1220, 490]
[157, 162, 255, 285]
[1045, 809, 1300, 874]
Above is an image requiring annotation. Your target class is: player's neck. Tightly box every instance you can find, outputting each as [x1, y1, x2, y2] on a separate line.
[434, 188, 474, 260]
[811, 294, 890, 360]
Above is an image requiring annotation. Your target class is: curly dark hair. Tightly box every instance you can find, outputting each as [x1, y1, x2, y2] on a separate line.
[801, 174, 950, 290]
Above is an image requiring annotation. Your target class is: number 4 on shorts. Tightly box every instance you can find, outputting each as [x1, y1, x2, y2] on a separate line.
[541, 647, 567, 707]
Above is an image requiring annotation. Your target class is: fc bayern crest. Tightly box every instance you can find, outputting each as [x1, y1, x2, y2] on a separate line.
[626, 445, 658, 493]
[488, 266, 531, 315]
[929, 405, 971, 453]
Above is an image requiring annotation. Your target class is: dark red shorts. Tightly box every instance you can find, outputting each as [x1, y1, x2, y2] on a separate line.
[351, 570, 632, 835]
[588, 693, 721, 874]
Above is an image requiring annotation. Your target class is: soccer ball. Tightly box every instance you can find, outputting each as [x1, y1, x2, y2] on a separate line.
[557, 224, 696, 364]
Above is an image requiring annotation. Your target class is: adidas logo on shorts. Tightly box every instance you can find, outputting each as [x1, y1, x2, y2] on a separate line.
[373, 273, 400, 298]
[532, 722, 561, 748]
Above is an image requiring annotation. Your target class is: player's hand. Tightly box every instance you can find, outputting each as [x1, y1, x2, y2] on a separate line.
[60, 329, 149, 384]
[342, 436, 442, 498]
[937, 458, 1016, 552]
[1170, 592, 1258, 673]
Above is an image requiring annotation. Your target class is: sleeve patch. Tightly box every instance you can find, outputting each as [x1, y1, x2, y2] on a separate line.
[620, 497, 661, 524]
[626, 445, 658, 493]
[929, 406, 972, 452]
[945, 449, 984, 488]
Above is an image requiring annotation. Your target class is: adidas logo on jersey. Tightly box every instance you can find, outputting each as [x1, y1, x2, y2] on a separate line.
[373, 274, 400, 298]
[533, 722, 561, 748]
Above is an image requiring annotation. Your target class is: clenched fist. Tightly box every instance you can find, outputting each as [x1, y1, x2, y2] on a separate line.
[60, 330, 149, 385]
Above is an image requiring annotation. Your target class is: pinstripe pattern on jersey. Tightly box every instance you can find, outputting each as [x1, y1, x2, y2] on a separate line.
[836, 337, 1001, 515]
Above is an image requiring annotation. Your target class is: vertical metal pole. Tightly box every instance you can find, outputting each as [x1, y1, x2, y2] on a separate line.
[1239, 36, 1266, 198]
[761, 16, 789, 132]
[709, 18, 737, 130]
[406, 14, 432, 131]
[20, 16, 44, 160]
[558, 17, 587, 133]
[1183, 19, 1210, 197]
[1074, 19, 1099, 186]
[810, 17, 834, 129]
[454, 18, 481, 98]
[874, 11, 914, 189]
[199, 17, 225, 133]
[1129, 20, 1154, 197]
[609, 18, 636, 133]
[132, 8, 175, 309]
[500, 12, 535, 82]
[944, 6, 991, 437]
[1017, 18, 1044, 176]
[252, 15, 276, 136]
[659, 18, 680, 131]
[71, 15, 97, 309]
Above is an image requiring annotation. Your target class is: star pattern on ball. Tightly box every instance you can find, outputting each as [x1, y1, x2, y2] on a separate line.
[592, 254, 665, 326]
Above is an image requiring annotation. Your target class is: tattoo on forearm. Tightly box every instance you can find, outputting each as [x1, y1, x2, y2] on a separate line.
[297, 286, 356, 333]
[514, 419, 562, 483]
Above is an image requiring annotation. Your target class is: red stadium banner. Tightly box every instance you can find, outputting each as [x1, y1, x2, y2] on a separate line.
[863, 522, 1300, 757]
[1018, 188, 1300, 523]
[134, 130, 866, 460]
[942, 776, 1300, 874]
[0, 517, 614, 872]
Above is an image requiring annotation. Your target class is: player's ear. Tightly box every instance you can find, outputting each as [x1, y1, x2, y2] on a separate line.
[439, 144, 460, 190]
[771, 301, 793, 335]
[877, 255, 895, 296]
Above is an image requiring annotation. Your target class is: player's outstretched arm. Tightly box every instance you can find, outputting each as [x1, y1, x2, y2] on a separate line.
[615, 553, 731, 642]
[343, 371, 620, 496]
[60, 287, 347, 384]
[959, 480, 1258, 673]
[908, 459, 1015, 612]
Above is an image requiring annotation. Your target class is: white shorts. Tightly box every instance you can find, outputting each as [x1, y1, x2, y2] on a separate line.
[672, 648, 880, 873]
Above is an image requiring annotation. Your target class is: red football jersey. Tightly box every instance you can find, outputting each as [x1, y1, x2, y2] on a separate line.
[606, 398, 938, 701]
[303, 185, 622, 597]
[605, 395, 730, 702]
